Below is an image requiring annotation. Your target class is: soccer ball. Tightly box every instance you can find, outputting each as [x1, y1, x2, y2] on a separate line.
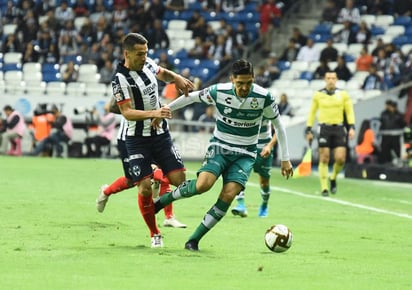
[264, 224, 293, 253]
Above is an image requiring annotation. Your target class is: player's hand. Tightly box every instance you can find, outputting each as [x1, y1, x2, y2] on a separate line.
[260, 145, 272, 159]
[306, 132, 313, 143]
[157, 106, 172, 119]
[280, 160, 293, 179]
[175, 76, 194, 96]
[348, 128, 355, 140]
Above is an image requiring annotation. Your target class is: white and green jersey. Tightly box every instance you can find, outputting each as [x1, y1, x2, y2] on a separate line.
[257, 118, 272, 150]
[168, 82, 290, 161]
[199, 83, 278, 147]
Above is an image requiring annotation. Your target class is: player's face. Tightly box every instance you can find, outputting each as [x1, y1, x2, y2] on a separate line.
[324, 72, 337, 90]
[231, 74, 254, 98]
[125, 43, 148, 71]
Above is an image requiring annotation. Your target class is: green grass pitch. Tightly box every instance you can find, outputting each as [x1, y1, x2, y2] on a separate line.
[0, 156, 411, 290]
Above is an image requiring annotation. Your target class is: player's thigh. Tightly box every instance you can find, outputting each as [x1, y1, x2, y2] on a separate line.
[153, 134, 184, 176]
[117, 139, 132, 179]
[126, 137, 152, 183]
[223, 155, 255, 189]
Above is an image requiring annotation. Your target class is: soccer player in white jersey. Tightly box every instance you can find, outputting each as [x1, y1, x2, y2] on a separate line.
[154, 59, 294, 251]
[96, 33, 194, 248]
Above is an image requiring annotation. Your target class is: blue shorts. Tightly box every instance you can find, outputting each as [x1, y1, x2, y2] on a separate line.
[126, 133, 184, 183]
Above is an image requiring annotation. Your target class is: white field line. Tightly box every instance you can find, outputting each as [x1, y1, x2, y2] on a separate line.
[185, 170, 412, 220]
[249, 182, 412, 220]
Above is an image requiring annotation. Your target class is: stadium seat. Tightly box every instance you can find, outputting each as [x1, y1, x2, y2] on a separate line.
[272, 79, 292, 90]
[3, 52, 22, 64]
[23, 62, 41, 75]
[370, 26, 385, 36]
[167, 19, 188, 30]
[74, 16, 88, 31]
[394, 16, 411, 26]
[375, 15, 394, 27]
[360, 14, 376, 27]
[66, 82, 86, 96]
[292, 79, 310, 89]
[361, 89, 382, 100]
[384, 25, 405, 37]
[345, 79, 361, 90]
[347, 43, 364, 58]
[401, 44, 412, 55]
[309, 79, 325, 90]
[333, 43, 348, 55]
[290, 61, 309, 72]
[312, 23, 332, 34]
[46, 81, 66, 95]
[331, 23, 344, 34]
[299, 71, 313, 81]
[85, 82, 108, 97]
[392, 35, 410, 47]
[278, 70, 299, 80]
[2, 24, 17, 36]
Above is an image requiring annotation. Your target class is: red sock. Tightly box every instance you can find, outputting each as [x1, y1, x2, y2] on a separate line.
[138, 194, 160, 237]
[105, 176, 133, 195]
[163, 204, 173, 219]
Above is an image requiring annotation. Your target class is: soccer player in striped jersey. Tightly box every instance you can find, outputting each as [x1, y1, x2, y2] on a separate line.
[154, 59, 294, 251]
[96, 33, 194, 248]
[231, 118, 277, 218]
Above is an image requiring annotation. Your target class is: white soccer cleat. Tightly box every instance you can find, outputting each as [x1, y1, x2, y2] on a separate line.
[163, 217, 187, 228]
[96, 184, 109, 213]
[151, 234, 164, 248]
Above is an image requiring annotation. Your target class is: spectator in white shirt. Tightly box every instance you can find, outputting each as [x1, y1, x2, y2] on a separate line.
[296, 38, 320, 62]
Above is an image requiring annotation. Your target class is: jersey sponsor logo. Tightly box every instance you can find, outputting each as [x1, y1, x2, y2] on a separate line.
[250, 98, 259, 109]
[222, 116, 257, 127]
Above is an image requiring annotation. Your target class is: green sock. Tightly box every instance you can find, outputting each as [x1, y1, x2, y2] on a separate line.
[188, 199, 230, 242]
[159, 179, 198, 206]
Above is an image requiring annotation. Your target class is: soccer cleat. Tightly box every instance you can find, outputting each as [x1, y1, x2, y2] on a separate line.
[330, 179, 337, 194]
[321, 189, 329, 197]
[184, 240, 199, 251]
[151, 234, 164, 248]
[163, 217, 187, 228]
[96, 184, 109, 213]
[231, 204, 248, 217]
[258, 204, 268, 217]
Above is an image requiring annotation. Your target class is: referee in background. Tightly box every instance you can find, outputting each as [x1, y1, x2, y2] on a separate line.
[306, 71, 355, 196]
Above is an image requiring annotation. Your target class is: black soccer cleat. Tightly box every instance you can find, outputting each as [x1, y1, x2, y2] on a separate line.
[321, 189, 329, 197]
[330, 179, 337, 194]
[184, 240, 199, 251]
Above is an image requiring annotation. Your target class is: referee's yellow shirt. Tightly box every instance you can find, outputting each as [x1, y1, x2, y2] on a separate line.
[306, 89, 355, 127]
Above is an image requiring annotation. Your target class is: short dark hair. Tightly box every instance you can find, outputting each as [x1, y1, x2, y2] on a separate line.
[231, 59, 254, 77]
[3, 105, 12, 111]
[123, 33, 148, 51]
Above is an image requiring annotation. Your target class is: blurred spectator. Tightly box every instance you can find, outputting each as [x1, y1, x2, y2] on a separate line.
[84, 104, 116, 158]
[393, 0, 412, 16]
[112, 2, 128, 31]
[99, 59, 115, 85]
[2, 33, 22, 53]
[258, 0, 282, 55]
[54, 0, 75, 26]
[355, 119, 379, 162]
[354, 21, 371, 45]
[378, 100, 406, 164]
[278, 93, 294, 117]
[337, 0, 361, 26]
[147, 0, 166, 22]
[280, 38, 298, 62]
[73, 0, 90, 17]
[215, 19, 228, 37]
[61, 61, 79, 83]
[334, 55, 352, 81]
[165, 0, 188, 11]
[362, 0, 394, 15]
[17, 9, 38, 46]
[0, 105, 27, 155]
[233, 22, 250, 59]
[198, 105, 216, 133]
[321, 0, 340, 23]
[320, 38, 338, 63]
[356, 46, 373, 72]
[202, 0, 221, 12]
[384, 64, 402, 90]
[91, 15, 111, 44]
[2, 1, 19, 25]
[371, 38, 386, 57]
[221, 0, 245, 13]
[254, 65, 272, 88]
[362, 64, 383, 90]
[23, 41, 40, 63]
[333, 20, 356, 45]
[373, 48, 390, 73]
[266, 53, 281, 81]
[31, 105, 73, 158]
[188, 36, 208, 59]
[34, 0, 55, 16]
[145, 19, 170, 50]
[58, 33, 79, 60]
[291, 27, 307, 49]
[186, 10, 202, 31]
[191, 15, 208, 40]
[313, 60, 331, 79]
[296, 38, 320, 62]
[31, 104, 56, 152]
[208, 34, 232, 68]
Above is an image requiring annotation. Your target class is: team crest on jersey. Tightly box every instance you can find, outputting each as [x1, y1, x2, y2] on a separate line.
[250, 98, 259, 109]
[131, 165, 141, 177]
[205, 148, 215, 159]
[223, 107, 232, 114]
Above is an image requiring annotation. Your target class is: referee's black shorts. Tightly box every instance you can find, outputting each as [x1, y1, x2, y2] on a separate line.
[317, 124, 347, 149]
